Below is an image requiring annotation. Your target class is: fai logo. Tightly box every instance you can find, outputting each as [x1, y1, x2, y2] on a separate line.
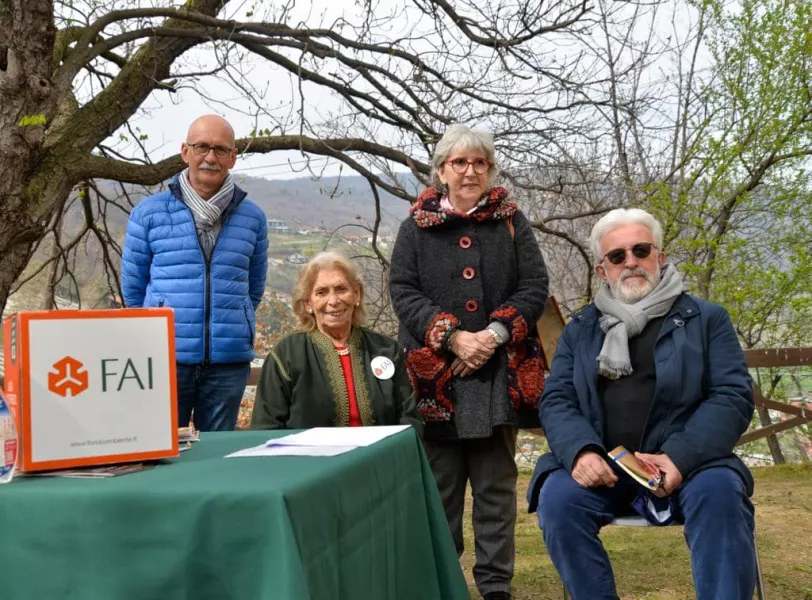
[48, 356, 89, 398]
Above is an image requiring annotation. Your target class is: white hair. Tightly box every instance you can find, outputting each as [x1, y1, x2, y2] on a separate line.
[589, 208, 664, 262]
[431, 124, 499, 188]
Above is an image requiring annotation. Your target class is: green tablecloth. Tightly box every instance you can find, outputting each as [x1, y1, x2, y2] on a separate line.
[0, 429, 468, 600]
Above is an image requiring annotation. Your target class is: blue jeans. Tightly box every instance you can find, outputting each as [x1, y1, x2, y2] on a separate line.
[176, 363, 251, 431]
[537, 466, 756, 600]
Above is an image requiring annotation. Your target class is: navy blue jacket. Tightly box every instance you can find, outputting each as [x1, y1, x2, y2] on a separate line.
[527, 293, 754, 512]
[121, 176, 268, 365]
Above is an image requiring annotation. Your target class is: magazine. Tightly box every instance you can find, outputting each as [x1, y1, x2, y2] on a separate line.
[21, 463, 155, 478]
[608, 446, 663, 491]
[178, 427, 199, 452]
[178, 427, 200, 444]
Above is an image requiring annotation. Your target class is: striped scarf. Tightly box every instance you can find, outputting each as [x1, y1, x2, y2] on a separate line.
[178, 168, 235, 259]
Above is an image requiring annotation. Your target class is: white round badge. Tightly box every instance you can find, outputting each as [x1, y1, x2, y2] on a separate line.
[370, 356, 395, 380]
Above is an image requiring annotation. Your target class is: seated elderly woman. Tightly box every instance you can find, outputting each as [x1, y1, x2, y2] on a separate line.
[251, 251, 423, 433]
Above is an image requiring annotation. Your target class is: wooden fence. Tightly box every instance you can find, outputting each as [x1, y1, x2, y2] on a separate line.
[737, 348, 811, 447]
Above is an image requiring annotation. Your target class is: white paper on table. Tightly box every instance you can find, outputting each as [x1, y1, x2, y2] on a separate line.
[266, 424, 410, 449]
[225, 443, 355, 458]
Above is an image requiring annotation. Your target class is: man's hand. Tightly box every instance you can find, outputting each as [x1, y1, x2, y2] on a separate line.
[572, 450, 619, 488]
[636, 452, 683, 497]
[449, 330, 495, 370]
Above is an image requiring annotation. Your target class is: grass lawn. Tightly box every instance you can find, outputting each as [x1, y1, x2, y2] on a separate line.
[460, 464, 812, 599]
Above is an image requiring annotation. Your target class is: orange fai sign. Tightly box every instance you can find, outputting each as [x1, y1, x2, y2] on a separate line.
[48, 356, 89, 398]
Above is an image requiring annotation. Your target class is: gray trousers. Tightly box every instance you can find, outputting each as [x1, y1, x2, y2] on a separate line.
[423, 426, 518, 597]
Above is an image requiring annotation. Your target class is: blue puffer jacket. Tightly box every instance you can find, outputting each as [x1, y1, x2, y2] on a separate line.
[527, 293, 755, 512]
[121, 175, 268, 365]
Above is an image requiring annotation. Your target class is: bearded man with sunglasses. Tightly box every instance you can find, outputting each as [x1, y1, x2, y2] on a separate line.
[122, 115, 268, 431]
[527, 209, 756, 599]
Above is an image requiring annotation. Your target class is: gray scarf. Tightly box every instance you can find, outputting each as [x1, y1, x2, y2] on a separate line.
[594, 263, 685, 379]
[178, 168, 235, 259]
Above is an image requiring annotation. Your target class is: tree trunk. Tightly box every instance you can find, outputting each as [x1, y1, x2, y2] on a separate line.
[755, 405, 786, 464]
[42, 211, 64, 309]
[0, 0, 57, 315]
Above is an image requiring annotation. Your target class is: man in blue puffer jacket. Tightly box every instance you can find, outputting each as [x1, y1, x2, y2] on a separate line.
[527, 209, 756, 599]
[121, 115, 268, 431]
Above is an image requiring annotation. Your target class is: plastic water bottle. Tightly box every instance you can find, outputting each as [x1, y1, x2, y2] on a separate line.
[0, 391, 17, 484]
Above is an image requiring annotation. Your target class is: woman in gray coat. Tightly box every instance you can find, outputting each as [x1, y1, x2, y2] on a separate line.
[389, 124, 548, 600]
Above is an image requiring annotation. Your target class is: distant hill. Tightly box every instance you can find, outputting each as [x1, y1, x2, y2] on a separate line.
[17, 173, 417, 304]
[233, 173, 416, 235]
[68, 173, 416, 237]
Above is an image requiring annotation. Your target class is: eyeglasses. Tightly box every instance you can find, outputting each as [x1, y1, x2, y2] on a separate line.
[602, 243, 658, 265]
[186, 143, 234, 158]
[445, 158, 491, 175]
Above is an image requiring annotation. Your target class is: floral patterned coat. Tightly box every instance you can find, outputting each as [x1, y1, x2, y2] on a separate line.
[389, 186, 549, 440]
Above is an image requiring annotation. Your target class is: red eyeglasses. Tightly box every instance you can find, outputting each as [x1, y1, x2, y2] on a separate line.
[444, 158, 491, 174]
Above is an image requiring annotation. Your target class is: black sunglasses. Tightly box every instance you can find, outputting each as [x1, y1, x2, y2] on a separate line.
[602, 243, 658, 265]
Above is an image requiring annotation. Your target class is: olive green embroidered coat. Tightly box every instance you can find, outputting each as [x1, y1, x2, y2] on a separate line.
[251, 327, 424, 435]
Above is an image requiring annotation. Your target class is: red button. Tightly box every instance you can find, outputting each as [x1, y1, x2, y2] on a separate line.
[462, 267, 475, 280]
[465, 300, 478, 312]
[459, 236, 472, 249]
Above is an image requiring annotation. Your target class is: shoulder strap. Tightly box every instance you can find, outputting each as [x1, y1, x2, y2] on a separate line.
[505, 213, 566, 371]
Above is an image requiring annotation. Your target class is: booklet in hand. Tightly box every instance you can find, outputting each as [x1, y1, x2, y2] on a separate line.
[608, 446, 663, 492]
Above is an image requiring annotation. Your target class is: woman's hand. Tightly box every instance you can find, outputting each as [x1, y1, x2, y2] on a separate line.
[449, 330, 497, 373]
[474, 329, 501, 350]
[450, 357, 477, 377]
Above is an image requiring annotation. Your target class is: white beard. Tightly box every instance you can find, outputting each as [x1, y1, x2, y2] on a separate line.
[609, 267, 661, 304]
